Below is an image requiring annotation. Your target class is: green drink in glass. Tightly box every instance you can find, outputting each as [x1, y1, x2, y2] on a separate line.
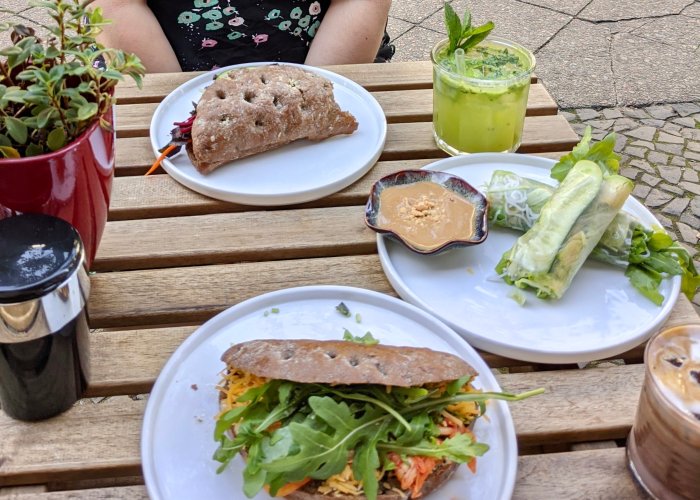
[432, 5, 536, 155]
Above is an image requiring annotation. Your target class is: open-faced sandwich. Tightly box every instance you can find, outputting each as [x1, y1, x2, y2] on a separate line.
[151, 65, 358, 175]
[213, 339, 541, 499]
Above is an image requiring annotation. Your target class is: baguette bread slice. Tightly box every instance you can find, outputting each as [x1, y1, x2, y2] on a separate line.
[221, 339, 477, 387]
[188, 65, 358, 174]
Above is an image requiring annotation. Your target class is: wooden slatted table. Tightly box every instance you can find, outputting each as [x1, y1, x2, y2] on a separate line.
[0, 61, 695, 499]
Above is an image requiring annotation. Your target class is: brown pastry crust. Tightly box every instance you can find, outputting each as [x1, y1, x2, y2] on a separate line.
[189, 65, 358, 174]
[221, 339, 477, 387]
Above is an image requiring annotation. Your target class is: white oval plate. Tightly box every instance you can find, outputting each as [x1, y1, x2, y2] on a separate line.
[376, 154, 680, 364]
[142, 286, 517, 500]
[149, 62, 386, 206]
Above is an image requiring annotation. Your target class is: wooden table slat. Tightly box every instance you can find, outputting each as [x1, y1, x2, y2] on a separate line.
[109, 154, 568, 221]
[115, 115, 578, 176]
[114, 61, 539, 104]
[0, 364, 649, 486]
[115, 84, 557, 138]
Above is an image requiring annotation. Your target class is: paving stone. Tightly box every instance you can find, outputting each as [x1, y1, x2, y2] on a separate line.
[645, 105, 677, 120]
[618, 154, 630, 165]
[690, 197, 700, 217]
[662, 123, 684, 136]
[681, 213, 700, 230]
[613, 34, 700, 106]
[687, 142, 700, 153]
[579, 0, 694, 22]
[687, 151, 700, 162]
[672, 117, 698, 128]
[677, 221, 699, 245]
[691, 161, 700, 171]
[577, 108, 600, 121]
[571, 122, 587, 135]
[632, 15, 700, 52]
[534, 20, 616, 108]
[680, 181, 700, 195]
[522, 0, 591, 15]
[657, 132, 685, 144]
[632, 184, 651, 198]
[630, 140, 655, 150]
[387, 16, 415, 40]
[622, 107, 649, 119]
[658, 165, 683, 184]
[683, 169, 699, 183]
[627, 126, 657, 141]
[663, 197, 690, 216]
[681, 128, 700, 141]
[659, 183, 684, 196]
[672, 102, 700, 117]
[559, 111, 577, 121]
[614, 118, 638, 132]
[630, 159, 655, 174]
[624, 146, 647, 159]
[585, 119, 614, 130]
[655, 213, 674, 229]
[591, 130, 606, 140]
[645, 188, 672, 206]
[389, 0, 445, 24]
[614, 134, 628, 152]
[619, 166, 640, 180]
[648, 151, 669, 165]
[641, 119, 666, 128]
[390, 26, 443, 62]
[602, 108, 623, 120]
[672, 156, 688, 167]
[641, 174, 661, 187]
[656, 143, 684, 155]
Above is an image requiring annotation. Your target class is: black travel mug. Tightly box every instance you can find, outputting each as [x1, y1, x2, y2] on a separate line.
[0, 214, 90, 421]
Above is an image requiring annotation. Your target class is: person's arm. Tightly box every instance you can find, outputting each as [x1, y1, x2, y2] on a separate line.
[93, 0, 182, 72]
[305, 0, 391, 66]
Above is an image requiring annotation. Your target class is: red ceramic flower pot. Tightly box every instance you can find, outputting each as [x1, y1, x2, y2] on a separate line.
[0, 109, 115, 268]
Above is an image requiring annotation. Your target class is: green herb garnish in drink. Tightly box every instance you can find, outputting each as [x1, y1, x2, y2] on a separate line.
[432, 3, 535, 154]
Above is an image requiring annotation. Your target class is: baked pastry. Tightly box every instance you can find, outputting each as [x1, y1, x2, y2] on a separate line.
[187, 65, 359, 174]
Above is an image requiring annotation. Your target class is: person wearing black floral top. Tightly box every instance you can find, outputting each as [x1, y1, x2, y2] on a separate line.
[95, 0, 392, 72]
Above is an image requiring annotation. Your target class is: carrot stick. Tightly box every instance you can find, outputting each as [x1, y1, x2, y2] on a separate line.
[145, 144, 178, 176]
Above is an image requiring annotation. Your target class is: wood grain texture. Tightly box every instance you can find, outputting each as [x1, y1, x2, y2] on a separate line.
[95, 206, 375, 271]
[0, 364, 647, 487]
[83, 297, 695, 398]
[116, 115, 577, 176]
[0, 448, 647, 499]
[109, 153, 567, 220]
[115, 84, 556, 138]
[88, 253, 698, 330]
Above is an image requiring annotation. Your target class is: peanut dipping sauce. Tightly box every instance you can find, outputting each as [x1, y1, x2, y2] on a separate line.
[648, 325, 700, 421]
[376, 182, 476, 252]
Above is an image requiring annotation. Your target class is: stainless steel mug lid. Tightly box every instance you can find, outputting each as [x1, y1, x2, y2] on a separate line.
[0, 214, 89, 342]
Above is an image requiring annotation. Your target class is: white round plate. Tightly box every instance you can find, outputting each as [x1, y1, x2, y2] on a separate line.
[149, 62, 386, 206]
[376, 154, 681, 364]
[142, 286, 517, 500]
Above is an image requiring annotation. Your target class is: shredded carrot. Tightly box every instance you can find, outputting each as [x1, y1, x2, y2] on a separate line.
[271, 478, 311, 497]
[467, 457, 477, 474]
[145, 144, 178, 176]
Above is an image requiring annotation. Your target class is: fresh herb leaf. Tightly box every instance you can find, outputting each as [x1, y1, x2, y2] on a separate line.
[551, 126, 620, 182]
[336, 301, 351, 317]
[343, 330, 380, 345]
[443, 3, 495, 55]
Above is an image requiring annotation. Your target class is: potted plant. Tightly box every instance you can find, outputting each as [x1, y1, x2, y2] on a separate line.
[0, 0, 145, 267]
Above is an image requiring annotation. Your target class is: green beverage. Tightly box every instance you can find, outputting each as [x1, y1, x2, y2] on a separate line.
[432, 37, 535, 155]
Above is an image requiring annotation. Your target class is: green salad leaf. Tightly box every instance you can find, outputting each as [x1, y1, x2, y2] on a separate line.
[343, 329, 379, 345]
[214, 377, 544, 500]
[551, 126, 620, 182]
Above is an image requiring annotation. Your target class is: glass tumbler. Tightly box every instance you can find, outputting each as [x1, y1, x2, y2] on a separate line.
[626, 324, 700, 499]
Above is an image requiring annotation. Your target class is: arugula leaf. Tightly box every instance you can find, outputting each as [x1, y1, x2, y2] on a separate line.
[379, 433, 489, 463]
[550, 126, 620, 182]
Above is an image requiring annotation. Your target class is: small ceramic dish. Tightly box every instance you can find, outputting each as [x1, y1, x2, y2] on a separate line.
[365, 169, 489, 255]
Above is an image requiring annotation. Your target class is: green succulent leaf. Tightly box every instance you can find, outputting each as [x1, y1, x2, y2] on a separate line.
[46, 126, 66, 151]
[77, 102, 98, 121]
[25, 143, 45, 156]
[0, 145, 20, 158]
[4, 116, 27, 144]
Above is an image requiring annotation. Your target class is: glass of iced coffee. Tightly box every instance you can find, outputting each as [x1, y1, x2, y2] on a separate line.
[627, 324, 700, 499]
